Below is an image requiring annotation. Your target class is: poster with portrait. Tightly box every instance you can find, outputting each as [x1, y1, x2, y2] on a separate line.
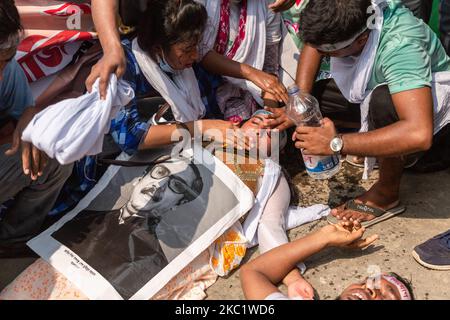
[28, 147, 254, 300]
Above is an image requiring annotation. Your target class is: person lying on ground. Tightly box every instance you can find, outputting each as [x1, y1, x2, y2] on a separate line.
[240, 220, 414, 300]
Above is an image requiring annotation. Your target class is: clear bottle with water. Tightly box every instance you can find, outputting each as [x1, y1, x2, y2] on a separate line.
[286, 85, 341, 180]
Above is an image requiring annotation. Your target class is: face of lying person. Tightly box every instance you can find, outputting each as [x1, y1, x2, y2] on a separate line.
[339, 274, 412, 300]
[125, 161, 198, 218]
[162, 41, 200, 70]
[240, 113, 275, 153]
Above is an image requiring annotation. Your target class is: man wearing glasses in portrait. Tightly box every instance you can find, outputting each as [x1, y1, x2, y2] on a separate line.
[51, 158, 204, 299]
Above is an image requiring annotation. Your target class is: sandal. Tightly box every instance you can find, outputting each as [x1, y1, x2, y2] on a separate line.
[345, 155, 379, 169]
[327, 199, 406, 228]
[346, 155, 420, 170]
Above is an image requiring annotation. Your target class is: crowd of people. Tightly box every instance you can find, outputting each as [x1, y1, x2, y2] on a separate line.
[0, 0, 449, 300]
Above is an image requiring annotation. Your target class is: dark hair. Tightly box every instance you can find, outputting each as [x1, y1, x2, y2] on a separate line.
[137, 0, 207, 59]
[299, 0, 372, 46]
[0, 0, 22, 47]
[387, 272, 415, 300]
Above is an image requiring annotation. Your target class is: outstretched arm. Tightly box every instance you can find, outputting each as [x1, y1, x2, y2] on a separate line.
[240, 222, 378, 300]
[138, 120, 243, 150]
[201, 50, 288, 104]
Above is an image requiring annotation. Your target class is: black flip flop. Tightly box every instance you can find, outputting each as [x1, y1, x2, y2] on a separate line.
[327, 199, 406, 228]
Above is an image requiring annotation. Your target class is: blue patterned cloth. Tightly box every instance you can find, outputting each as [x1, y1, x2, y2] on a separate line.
[1, 39, 223, 218]
[49, 38, 153, 216]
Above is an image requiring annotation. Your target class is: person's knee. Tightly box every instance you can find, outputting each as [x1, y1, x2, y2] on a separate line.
[44, 159, 74, 183]
[313, 79, 361, 125]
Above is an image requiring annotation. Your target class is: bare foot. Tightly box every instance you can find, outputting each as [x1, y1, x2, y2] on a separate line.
[348, 155, 365, 165]
[331, 182, 400, 223]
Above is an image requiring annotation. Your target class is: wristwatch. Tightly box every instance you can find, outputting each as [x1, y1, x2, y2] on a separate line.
[330, 134, 344, 154]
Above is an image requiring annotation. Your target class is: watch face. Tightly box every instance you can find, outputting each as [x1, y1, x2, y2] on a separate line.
[331, 137, 343, 152]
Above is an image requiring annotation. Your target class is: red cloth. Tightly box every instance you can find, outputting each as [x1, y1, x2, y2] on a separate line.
[16, 1, 96, 83]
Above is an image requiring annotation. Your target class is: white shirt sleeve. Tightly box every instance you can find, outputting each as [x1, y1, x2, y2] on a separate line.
[265, 292, 291, 300]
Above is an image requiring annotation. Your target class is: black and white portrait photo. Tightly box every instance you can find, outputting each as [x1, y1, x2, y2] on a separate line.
[28, 148, 254, 300]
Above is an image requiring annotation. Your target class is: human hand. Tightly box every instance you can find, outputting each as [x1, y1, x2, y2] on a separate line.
[4, 107, 49, 180]
[264, 107, 295, 131]
[245, 67, 288, 105]
[287, 277, 315, 300]
[320, 221, 379, 249]
[293, 117, 337, 155]
[202, 120, 251, 150]
[268, 0, 296, 12]
[85, 46, 126, 99]
[240, 116, 278, 154]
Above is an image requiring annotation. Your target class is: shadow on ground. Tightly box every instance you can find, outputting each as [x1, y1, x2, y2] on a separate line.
[207, 161, 450, 300]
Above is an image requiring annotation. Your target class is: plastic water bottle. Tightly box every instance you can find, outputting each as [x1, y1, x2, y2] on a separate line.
[286, 85, 341, 180]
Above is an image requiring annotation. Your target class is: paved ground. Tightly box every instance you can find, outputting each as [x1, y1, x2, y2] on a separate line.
[1, 155, 450, 300]
[206, 156, 450, 300]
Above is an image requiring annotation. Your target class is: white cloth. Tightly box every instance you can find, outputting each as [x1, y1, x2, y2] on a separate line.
[196, 0, 269, 105]
[257, 173, 291, 254]
[22, 75, 134, 165]
[265, 292, 303, 301]
[430, 72, 450, 133]
[256, 170, 329, 273]
[243, 159, 330, 247]
[279, 19, 300, 89]
[285, 204, 331, 230]
[330, 0, 387, 104]
[243, 158, 281, 247]
[131, 39, 206, 122]
[360, 89, 379, 179]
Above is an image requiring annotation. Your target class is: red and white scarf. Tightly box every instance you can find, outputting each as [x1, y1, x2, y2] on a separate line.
[214, 0, 248, 59]
[197, 0, 268, 105]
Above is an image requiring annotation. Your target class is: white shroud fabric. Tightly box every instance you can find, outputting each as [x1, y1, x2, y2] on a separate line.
[243, 159, 330, 247]
[22, 75, 134, 165]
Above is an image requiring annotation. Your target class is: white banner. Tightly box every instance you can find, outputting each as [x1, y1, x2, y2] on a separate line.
[28, 146, 254, 300]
